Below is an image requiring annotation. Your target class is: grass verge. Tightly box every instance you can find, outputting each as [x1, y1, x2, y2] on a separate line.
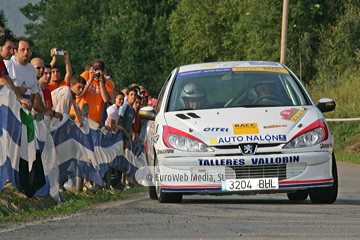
[0, 184, 146, 224]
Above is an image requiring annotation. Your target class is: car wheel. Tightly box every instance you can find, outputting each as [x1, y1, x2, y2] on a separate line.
[149, 186, 157, 200]
[309, 154, 338, 204]
[155, 157, 182, 203]
[287, 189, 308, 201]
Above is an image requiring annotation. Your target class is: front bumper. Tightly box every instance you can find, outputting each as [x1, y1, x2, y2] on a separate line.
[158, 151, 333, 194]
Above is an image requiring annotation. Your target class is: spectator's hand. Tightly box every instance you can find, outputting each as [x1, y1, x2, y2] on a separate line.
[63, 51, 70, 62]
[18, 97, 32, 109]
[69, 114, 76, 120]
[54, 111, 63, 121]
[104, 126, 112, 132]
[135, 135, 142, 144]
[50, 48, 57, 56]
[115, 125, 125, 133]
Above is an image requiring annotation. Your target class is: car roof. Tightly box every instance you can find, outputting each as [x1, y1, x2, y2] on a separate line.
[178, 61, 285, 73]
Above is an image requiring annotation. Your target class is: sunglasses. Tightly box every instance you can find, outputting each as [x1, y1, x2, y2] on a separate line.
[34, 66, 45, 70]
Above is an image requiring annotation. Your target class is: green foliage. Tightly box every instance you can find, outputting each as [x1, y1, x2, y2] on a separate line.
[16, 0, 360, 159]
[20, 0, 176, 97]
[0, 9, 6, 25]
[0, 185, 145, 224]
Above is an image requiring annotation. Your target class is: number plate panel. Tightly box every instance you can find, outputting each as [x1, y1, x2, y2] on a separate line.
[222, 178, 279, 191]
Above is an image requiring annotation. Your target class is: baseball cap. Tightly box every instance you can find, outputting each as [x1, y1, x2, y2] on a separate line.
[148, 98, 157, 106]
[93, 60, 105, 71]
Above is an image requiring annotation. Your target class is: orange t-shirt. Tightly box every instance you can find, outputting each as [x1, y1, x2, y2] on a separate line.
[46, 80, 68, 92]
[70, 71, 115, 124]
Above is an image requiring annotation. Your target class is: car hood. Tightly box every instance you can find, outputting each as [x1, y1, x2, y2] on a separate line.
[164, 106, 321, 145]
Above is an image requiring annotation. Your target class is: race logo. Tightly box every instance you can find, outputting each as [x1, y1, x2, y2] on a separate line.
[232, 123, 259, 135]
[157, 149, 174, 154]
[280, 108, 305, 122]
[239, 143, 258, 155]
[204, 127, 229, 132]
[263, 124, 287, 129]
[210, 134, 286, 145]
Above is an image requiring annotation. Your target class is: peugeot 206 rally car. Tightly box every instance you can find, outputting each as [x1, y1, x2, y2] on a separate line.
[139, 61, 337, 204]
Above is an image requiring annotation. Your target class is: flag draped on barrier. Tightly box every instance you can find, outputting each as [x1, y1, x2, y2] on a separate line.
[0, 86, 147, 203]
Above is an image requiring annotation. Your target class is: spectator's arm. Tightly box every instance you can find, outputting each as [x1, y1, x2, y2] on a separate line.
[63, 51, 72, 84]
[0, 74, 32, 109]
[33, 92, 53, 116]
[99, 75, 111, 102]
[49, 48, 57, 68]
[77, 73, 94, 98]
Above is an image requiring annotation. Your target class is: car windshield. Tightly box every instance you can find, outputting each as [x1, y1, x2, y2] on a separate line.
[167, 68, 310, 111]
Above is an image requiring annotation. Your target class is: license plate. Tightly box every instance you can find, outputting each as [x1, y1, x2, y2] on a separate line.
[222, 178, 279, 191]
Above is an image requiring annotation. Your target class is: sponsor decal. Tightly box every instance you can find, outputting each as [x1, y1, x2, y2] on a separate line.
[210, 134, 286, 145]
[177, 68, 232, 79]
[203, 127, 229, 132]
[232, 123, 259, 135]
[263, 124, 287, 129]
[280, 108, 305, 122]
[248, 61, 280, 66]
[157, 149, 174, 154]
[198, 156, 299, 166]
[198, 158, 245, 166]
[239, 143, 258, 155]
[232, 67, 288, 73]
[201, 64, 217, 68]
[320, 143, 332, 149]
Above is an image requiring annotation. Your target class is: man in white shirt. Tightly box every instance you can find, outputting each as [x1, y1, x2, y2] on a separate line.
[4, 37, 57, 118]
[0, 34, 31, 108]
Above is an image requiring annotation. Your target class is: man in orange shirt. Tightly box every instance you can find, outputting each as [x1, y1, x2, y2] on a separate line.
[46, 48, 73, 92]
[73, 60, 115, 124]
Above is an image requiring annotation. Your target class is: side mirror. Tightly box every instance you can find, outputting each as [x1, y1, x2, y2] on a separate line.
[139, 106, 157, 120]
[316, 98, 336, 113]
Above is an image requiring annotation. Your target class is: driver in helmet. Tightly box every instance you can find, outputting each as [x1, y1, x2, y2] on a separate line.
[180, 83, 207, 110]
[253, 81, 274, 98]
[242, 77, 278, 105]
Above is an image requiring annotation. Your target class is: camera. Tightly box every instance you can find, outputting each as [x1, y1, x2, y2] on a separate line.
[54, 49, 64, 55]
[95, 72, 101, 77]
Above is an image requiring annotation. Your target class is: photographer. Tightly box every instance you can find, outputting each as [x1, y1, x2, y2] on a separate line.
[46, 48, 73, 92]
[73, 60, 114, 125]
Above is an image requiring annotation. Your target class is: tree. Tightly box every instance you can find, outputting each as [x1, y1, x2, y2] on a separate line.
[21, 0, 106, 77]
[0, 9, 6, 26]
[21, 0, 177, 96]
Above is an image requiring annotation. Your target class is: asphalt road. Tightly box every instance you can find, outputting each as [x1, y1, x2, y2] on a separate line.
[0, 161, 359, 240]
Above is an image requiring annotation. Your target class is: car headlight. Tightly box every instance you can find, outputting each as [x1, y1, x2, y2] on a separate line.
[283, 127, 324, 148]
[167, 133, 212, 152]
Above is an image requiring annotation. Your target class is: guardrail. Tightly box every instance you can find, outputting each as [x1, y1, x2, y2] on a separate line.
[326, 118, 360, 122]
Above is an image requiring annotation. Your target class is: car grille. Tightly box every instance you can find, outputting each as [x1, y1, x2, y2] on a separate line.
[225, 163, 306, 180]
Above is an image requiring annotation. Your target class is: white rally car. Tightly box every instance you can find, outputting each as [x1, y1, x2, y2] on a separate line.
[139, 61, 337, 204]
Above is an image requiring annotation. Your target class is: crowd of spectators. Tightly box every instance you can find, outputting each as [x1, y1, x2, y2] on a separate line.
[0, 22, 158, 192]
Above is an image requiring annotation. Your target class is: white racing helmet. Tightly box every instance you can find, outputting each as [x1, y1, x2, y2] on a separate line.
[246, 76, 275, 100]
[179, 83, 207, 108]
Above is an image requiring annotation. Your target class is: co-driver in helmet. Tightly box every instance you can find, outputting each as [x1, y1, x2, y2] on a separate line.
[179, 83, 207, 110]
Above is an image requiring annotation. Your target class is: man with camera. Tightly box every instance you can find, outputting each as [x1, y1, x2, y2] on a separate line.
[46, 48, 73, 92]
[72, 60, 114, 125]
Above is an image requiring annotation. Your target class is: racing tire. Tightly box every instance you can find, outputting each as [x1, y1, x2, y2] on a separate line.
[309, 154, 338, 204]
[149, 186, 157, 200]
[155, 157, 182, 203]
[287, 189, 308, 201]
